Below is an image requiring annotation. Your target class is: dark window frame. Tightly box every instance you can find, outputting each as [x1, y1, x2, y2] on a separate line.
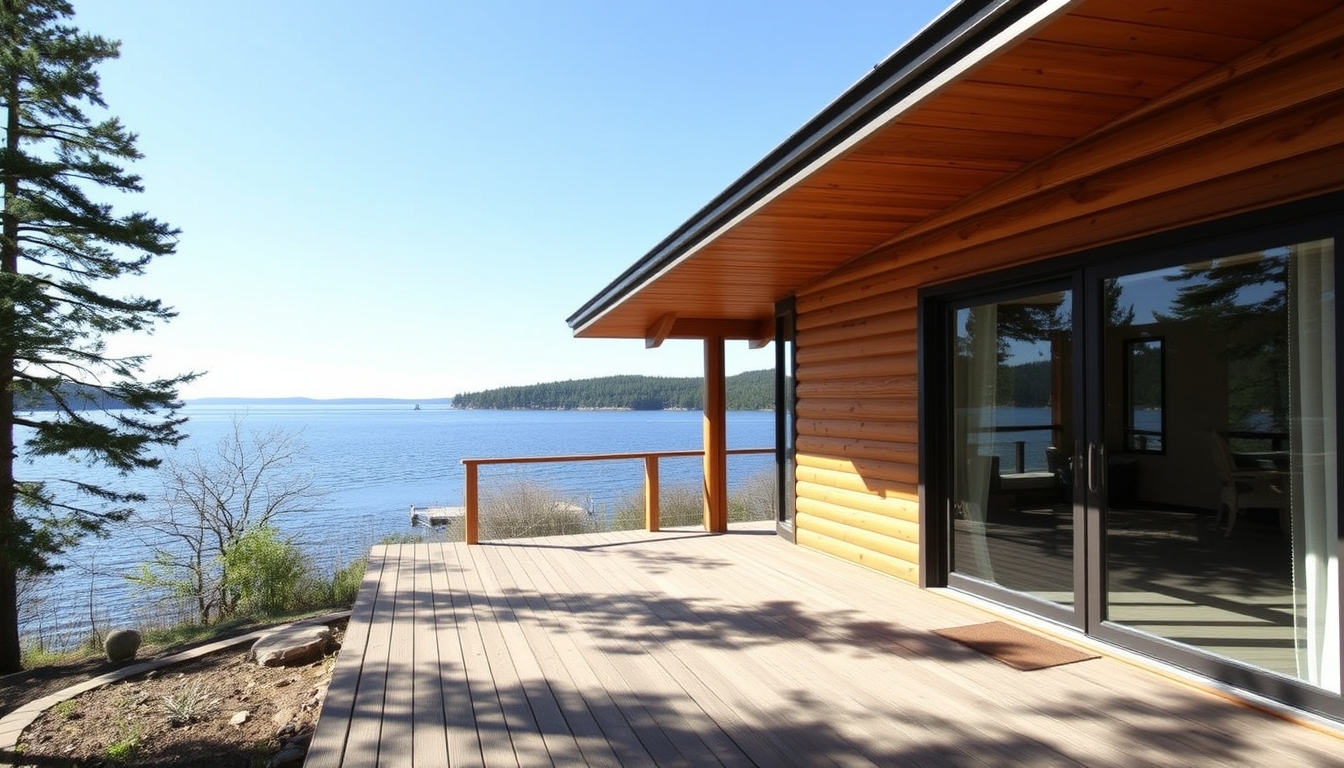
[918, 190, 1344, 720]
[775, 297, 798, 542]
[1122, 336, 1166, 454]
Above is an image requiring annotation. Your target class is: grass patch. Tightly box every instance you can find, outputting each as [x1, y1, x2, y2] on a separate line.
[104, 720, 143, 764]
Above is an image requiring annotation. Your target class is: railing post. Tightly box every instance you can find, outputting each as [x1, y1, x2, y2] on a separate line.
[465, 461, 479, 545]
[644, 455, 660, 532]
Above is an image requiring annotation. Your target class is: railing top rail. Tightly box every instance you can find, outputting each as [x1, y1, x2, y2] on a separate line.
[462, 447, 773, 466]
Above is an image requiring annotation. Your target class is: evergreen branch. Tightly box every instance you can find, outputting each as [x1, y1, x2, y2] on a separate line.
[0, 0, 189, 669]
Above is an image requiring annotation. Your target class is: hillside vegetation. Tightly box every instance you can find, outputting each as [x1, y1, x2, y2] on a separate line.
[452, 369, 776, 411]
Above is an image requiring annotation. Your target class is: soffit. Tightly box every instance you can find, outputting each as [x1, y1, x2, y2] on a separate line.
[569, 0, 1340, 341]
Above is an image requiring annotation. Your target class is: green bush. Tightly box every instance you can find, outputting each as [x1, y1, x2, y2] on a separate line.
[221, 526, 311, 617]
[329, 557, 367, 606]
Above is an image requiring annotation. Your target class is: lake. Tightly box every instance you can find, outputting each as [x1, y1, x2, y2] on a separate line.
[19, 405, 776, 650]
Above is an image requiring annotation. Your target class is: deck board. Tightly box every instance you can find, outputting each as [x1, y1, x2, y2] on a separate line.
[505, 540, 667, 767]
[344, 545, 399, 765]
[435, 542, 484, 768]
[409, 544, 448, 766]
[309, 523, 1344, 767]
[487, 541, 627, 768]
[528, 537, 724, 766]
[455, 541, 524, 767]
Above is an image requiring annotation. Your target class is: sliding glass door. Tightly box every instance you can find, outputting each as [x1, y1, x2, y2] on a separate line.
[1097, 236, 1339, 694]
[949, 284, 1077, 619]
[931, 200, 1341, 711]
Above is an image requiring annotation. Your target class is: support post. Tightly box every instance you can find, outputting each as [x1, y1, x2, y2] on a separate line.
[703, 337, 728, 533]
[465, 461, 479, 545]
[644, 455, 660, 532]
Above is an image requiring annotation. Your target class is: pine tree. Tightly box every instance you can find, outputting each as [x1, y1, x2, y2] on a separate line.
[0, 0, 196, 672]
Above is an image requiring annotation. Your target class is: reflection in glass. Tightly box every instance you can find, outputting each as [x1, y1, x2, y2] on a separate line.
[1124, 337, 1164, 452]
[951, 290, 1073, 607]
[1104, 238, 1338, 692]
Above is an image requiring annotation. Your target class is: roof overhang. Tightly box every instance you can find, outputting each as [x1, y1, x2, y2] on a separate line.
[567, 0, 1341, 342]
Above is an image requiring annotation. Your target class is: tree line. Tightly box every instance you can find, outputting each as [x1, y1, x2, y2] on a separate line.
[452, 369, 777, 411]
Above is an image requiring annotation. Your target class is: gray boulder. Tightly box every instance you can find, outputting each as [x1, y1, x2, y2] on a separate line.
[252, 625, 335, 667]
[104, 629, 142, 662]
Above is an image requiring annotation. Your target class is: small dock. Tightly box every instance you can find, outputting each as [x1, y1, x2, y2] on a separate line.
[409, 505, 466, 526]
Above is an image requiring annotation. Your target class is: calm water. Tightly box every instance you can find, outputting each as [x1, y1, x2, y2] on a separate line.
[20, 405, 775, 648]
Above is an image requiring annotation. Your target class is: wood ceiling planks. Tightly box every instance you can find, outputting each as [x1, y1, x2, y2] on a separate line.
[573, 0, 1344, 339]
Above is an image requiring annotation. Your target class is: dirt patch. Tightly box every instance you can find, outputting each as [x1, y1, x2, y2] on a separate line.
[9, 621, 343, 767]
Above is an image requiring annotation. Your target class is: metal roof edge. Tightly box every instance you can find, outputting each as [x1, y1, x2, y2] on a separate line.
[566, 0, 1050, 334]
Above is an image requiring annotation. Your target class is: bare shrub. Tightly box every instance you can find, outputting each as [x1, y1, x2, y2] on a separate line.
[729, 469, 777, 523]
[129, 420, 321, 624]
[656, 482, 705, 527]
[478, 480, 597, 541]
[608, 490, 647, 532]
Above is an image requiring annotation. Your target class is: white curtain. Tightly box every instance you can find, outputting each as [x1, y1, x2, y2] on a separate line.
[1289, 237, 1339, 693]
[955, 304, 999, 581]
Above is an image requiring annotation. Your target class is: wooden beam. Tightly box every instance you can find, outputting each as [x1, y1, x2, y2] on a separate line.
[645, 313, 677, 349]
[665, 317, 772, 340]
[702, 338, 728, 533]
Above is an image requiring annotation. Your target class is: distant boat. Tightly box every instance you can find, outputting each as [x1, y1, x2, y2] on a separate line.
[413, 404, 421, 411]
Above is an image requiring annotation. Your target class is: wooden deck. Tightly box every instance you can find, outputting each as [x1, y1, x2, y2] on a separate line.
[305, 522, 1344, 767]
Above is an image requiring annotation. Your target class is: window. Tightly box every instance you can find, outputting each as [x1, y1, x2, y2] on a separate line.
[1123, 337, 1164, 453]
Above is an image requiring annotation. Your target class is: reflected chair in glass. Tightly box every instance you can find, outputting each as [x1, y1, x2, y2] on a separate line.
[1205, 430, 1288, 537]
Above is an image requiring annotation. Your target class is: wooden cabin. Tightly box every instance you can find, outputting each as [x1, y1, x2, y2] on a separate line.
[569, 0, 1344, 723]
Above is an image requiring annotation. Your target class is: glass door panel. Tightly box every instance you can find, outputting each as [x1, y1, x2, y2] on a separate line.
[951, 288, 1075, 608]
[1102, 238, 1339, 692]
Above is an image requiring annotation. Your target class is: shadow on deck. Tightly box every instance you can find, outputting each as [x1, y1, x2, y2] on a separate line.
[305, 522, 1344, 767]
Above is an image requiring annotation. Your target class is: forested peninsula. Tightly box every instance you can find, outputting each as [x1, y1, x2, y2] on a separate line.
[452, 369, 776, 411]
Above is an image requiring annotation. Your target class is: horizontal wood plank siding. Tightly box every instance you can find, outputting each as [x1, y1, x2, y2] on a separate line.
[789, 15, 1344, 582]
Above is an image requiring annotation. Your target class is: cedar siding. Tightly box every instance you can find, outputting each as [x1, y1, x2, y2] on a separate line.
[566, 0, 1344, 723]
[790, 5, 1344, 582]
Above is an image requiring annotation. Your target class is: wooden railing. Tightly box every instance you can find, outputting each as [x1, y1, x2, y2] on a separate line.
[461, 448, 773, 544]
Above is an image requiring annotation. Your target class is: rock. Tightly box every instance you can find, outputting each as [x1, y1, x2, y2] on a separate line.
[251, 626, 334, 668]
[268, 743, 307, 768]
[230, 710, 250, 726]
[271, 707, 296, 727]
[104, 629, 141, 662]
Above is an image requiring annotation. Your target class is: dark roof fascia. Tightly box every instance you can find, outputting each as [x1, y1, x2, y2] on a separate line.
[567, 0, 1051, 333]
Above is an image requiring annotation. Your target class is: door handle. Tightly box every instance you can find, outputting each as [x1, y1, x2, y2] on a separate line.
[1087, 443, 1106, 494]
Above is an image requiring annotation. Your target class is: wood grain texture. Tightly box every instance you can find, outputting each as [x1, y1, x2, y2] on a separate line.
[308, 524, 1344, 765]
[576, 1, 1343, 341]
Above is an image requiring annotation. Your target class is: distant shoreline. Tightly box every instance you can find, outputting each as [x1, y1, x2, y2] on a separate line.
[186, 397, 455, 406]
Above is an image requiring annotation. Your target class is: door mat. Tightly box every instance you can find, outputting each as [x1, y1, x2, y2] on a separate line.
[934, 621, 1099, 671]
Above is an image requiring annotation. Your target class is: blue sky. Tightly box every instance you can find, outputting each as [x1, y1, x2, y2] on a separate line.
[78, 0, 952, 399]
